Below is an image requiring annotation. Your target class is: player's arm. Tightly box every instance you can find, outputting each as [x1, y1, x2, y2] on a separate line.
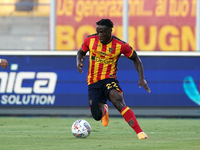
[0, 59, 8, 69]
[129, 51, 151, 93]
[77, 48, 87, 74]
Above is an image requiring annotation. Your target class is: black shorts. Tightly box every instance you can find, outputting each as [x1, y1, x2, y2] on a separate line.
[88, 78, 123, 107]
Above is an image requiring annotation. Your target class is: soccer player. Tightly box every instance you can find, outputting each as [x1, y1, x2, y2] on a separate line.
[0, 58, 8, 69]
[76, 19, 151, 139]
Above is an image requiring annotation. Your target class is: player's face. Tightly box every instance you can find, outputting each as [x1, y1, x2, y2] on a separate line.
[96, 25, 112, 44]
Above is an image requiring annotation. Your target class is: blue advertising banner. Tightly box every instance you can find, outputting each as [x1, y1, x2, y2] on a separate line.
[0, 52, 199, 107]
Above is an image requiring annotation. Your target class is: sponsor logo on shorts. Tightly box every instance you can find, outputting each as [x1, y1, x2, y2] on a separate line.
[89, 99, 92, 105]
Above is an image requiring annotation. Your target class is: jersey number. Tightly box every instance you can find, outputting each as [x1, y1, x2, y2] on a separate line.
[106, 82, 118, 90]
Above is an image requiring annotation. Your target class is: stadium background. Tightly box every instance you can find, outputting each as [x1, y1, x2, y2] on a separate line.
[0, 0, 200, 117]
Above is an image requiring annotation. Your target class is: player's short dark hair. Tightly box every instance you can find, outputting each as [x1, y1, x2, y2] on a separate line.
[96, 19, 114, 28]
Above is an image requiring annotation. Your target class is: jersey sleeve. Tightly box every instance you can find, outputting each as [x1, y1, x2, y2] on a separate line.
[81, 37, 90, 52]
[121, 43, 134, 58]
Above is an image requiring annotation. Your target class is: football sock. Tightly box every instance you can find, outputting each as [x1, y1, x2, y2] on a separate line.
[120, 106, 143, 134]
[103, 105, 108, 116]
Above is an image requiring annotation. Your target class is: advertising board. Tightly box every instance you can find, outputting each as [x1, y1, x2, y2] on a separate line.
[0, 51, 199, 107]
[56, 0, 196, 51]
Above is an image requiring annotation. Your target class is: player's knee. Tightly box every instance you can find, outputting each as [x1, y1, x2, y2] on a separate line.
[90, 105, 102, 121]
[109, 90, 125, 111]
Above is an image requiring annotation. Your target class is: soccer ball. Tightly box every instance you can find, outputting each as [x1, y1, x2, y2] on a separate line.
[71, 119, 91, 138]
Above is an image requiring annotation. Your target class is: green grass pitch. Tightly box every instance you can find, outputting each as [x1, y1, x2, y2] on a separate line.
[0, 117, 199, 150]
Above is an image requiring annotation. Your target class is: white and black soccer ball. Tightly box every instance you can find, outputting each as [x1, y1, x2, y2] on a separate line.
[71, 119, 91, 138]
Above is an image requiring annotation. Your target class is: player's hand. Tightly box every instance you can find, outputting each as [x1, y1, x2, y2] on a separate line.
[0, 59, 8, 69]
[77, 62, 84, 73]
[138, 78, 151, 93]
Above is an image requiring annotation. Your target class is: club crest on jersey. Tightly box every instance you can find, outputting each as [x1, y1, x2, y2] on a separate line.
[109, 48, 113, 53]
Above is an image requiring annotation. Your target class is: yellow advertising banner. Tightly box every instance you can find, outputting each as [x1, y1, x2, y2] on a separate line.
[56, 0, 196, 51]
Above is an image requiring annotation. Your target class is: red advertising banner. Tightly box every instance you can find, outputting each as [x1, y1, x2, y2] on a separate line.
[56, 0, 196, 51]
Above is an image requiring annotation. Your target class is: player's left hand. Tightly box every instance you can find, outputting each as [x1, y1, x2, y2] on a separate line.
[138, 78, 151, 93]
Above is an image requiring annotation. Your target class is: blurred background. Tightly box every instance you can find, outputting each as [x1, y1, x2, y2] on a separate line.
[0, 0, 200, 118]
[0, 0, 49, 50]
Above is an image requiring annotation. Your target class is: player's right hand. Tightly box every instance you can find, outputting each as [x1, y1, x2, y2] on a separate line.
[77, 62, 84, 73]
[0, 59, 8, 69]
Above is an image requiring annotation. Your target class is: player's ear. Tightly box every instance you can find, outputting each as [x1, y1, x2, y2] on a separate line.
[108, 27, 112, 33]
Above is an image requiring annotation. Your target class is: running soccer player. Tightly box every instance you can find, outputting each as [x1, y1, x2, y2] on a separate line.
[0, 58, 8, 69]
[76, 19, 151, 139]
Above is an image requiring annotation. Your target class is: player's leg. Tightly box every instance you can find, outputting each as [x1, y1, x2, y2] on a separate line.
[90, 103, 104, 121]
[90, 102, 109, 126]
[88, 81, 108, 126]
[109, 89, 148, 139]
[104, 78, 148, 139]
[100, 103, 109, 126]
[90, 103, 109, 126]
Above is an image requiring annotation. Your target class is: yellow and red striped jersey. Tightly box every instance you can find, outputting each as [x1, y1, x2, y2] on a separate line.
[81, 34, 134, 85]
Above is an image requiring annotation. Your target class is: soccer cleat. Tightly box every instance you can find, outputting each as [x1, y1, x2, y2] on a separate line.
[101, 104, 109, 126]
[137, 132, 148, 139]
